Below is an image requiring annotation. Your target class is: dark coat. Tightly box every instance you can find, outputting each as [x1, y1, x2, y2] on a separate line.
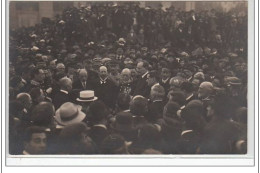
[92, 78, 119, 109]
[72, 79, 94, 91]
[88, 125, 109, 149]
[53, 90, 70, 110]
[200, 116, 243, 154]
[159, 78, 171, 94]
[132, 73, 149, 97]
[147, 100, 166, 123]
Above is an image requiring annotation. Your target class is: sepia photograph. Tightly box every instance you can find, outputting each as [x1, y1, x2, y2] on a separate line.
[7, 0, 251, 162]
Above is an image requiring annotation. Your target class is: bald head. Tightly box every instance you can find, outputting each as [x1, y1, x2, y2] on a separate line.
[121, 68, 131, 82]
[56, 63, 65, 73]
[198, 82, 214, 99]
[16, 93, 32, 110]
[150, 84, 165, 101]
[99, 66, 108, 79]
[130, 96, 148, 116]
[121, 68, 131, 75]
[79, 69, 88, 82]
[59, 77, 72, 92]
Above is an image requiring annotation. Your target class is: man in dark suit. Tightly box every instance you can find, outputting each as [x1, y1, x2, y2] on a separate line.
[24, 68, 46, 92]
[87, 101, 110, 149]
[72, 69, 94, 91]
[180, 81, 198, 105]
[53, 77, 72, 110]
[159, 67, 171, 94]
[132, 61, 149, 97]
[147, 84, 166, 123]
[200, 95, 243, 154]
[92, 66, 119, 109]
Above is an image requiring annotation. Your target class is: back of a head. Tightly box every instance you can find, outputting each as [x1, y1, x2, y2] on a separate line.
[88, 100, 108, 124]
[16, 93, 31, 108]
[31, 102, 55, 127]
[59, 122, 92, 154]
[151, 84, 165, 99]
[138, 124, 161, 145]
[199, 81, 213, 92]
[117, 93, 131, 110]
[169, 91, 186, 106]
[181, 100, 206, 130]
[142, 148, 162, 154]
[121, 68, 131, 75]
[59, 122, 87, 142]
[29, 87, 41, 101]
[163, 101, 180, 118]
[101, 134, 127, 154]
[59, 77, 72, 91]
[130, 96, 148, 116]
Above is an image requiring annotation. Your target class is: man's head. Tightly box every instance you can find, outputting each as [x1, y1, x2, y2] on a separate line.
[10, 76, 24, 90]
[101, 134, 128, 154]
[169, 77, 183, 90]
[31, 102, 55, 127]
[150, 84, 165, 101]
[191, 78, 201, 91]
[29, 87, 45, 104]
[168, 90, 186, 106]
[87, 100, 109, 124]
[56, 63, 65, 73]
[146, 70, 159, 87]
[130, 95, 148, 116]
[16, 93, 32, 110]
[23, 126, 47, 154]
[78, 69, 88, 83]
[49, 60, 56, 70]
[136, 61, 149, 76]
[59, 122, 96, 154]
[99, 66, 108, 79]
[121, 68, 131, 82]
[198, 82, 214, 99]
[59, 77, 72, 92]
[161, 67, 171, 80]
[31, 68, 45, 83]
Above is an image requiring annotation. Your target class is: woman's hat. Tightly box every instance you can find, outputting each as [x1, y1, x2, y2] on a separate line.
[76, 90, 98, 102]
[54, 102, 86, 126]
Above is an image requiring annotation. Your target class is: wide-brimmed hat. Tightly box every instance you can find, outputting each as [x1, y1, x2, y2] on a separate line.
[76, 90, 98, 102]
[54, 102, 86, 126]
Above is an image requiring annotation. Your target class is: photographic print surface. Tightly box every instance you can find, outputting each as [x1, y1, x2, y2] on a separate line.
[8, 1, 248, 156]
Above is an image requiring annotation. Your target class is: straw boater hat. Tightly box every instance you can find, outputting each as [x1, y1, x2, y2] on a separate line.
[76, 90, 98, 102]
[54, 102, 86, 126]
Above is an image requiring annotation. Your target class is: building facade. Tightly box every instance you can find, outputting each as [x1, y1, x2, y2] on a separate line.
[9, 1, 247, 29]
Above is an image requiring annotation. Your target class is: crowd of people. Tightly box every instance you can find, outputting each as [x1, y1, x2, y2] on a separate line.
[9, 2, 248, 155]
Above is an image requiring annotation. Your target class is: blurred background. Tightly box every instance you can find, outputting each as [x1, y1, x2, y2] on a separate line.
[9, 1, 248, 29]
